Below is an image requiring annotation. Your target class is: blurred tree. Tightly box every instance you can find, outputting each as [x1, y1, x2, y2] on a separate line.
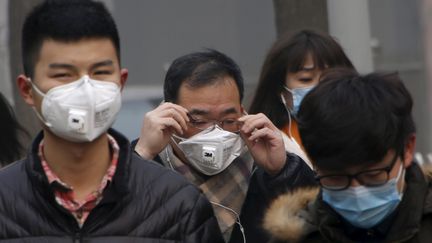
[273, 0, 328, 38]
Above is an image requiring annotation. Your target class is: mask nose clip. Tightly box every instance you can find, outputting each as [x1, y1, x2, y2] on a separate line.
[82, 75, 90, 82]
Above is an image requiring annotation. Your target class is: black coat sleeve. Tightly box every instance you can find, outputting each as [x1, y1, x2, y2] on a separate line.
[231, 153, 317, 243]
[183, 191, 225, 243]
[255, 152, 317, 198]
[131, 138, 224, 242]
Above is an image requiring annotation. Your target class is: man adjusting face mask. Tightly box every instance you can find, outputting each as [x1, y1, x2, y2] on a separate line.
[29, 75, 122, 142]
[172, 125, 246, 176]
[133, 50, 314, 243]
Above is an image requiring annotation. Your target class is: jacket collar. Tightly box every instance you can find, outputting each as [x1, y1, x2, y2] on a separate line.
[384, 162, 429, 241]
[25, 128, 131, 204]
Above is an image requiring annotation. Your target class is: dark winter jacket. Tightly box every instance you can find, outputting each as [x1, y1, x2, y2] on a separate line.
[142, 146, 317, 243]
[0, 129, 224, 243]
[264, 162, 432, 243]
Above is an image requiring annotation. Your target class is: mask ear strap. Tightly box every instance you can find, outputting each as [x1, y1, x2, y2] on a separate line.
[27, 78, 46, 97]
[164, 146, 175, 170]
[280, 93, 293, 138]
[31, 107, 52, 128]
[396, 162, 405, 180]
[396, 162, 406, 197]
[283, 84, 293, 94]
[27, 78, 52, 127]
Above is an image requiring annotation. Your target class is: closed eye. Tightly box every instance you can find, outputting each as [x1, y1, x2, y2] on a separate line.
[93, 70, 113, 75]
[299, 78, 313, 82]
[187, 114, 208, 125]
[222, 119, 236, 125]
[52, 73, 71, 78]
[190, 120, 208, 126]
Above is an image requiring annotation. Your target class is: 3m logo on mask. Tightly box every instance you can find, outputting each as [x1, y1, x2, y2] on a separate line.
[202, 146, 217, 167]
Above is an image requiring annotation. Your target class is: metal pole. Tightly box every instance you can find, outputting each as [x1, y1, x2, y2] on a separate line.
[327, 0, 374, 74]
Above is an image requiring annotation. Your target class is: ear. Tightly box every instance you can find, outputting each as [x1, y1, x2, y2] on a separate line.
[119, 68, 128, 91]
[402, 133, 416, 168]
[240, 105, 246, 115]
[17, 74, 35, 106]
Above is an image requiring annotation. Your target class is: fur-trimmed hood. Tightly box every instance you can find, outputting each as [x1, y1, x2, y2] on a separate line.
[263, 187, 320, 242]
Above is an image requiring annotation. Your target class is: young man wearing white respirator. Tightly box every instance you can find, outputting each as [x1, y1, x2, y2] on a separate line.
[0, 1, 223, 242]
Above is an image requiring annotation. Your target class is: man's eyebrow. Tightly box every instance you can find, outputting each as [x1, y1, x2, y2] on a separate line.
[187, 107, 239, 118]
[221, 107, 238, 115]
[48, 63, 77, 71]
[48, 60, 114, 71]
[188, 109, 209, 116]
[91, 60, 114, 69]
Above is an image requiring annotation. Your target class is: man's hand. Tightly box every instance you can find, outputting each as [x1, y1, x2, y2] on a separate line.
[135, 102, 189, 160]
[238, 113, 286, 175]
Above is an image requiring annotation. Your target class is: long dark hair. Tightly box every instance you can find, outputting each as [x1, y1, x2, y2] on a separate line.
[249, 29, 355, 128]
[0, 93, 28, 166]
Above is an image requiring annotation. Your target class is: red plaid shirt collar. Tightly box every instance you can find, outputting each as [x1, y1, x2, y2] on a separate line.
[39, 134, 120, 227]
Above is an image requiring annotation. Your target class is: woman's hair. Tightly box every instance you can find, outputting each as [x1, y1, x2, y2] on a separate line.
[0, 93, 28, 166]
[249, 29, 355, 128]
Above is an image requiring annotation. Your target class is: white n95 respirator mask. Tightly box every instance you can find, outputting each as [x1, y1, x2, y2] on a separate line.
[29, 75, 121, 142]
[173, 125, 246, 175]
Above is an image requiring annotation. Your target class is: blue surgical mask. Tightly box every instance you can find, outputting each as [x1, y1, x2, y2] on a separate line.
[322, 163, 405, 229]
[283, 85, 315, 116]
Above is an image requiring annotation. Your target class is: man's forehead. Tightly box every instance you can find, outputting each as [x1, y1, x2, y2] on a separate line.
[38, 38, 118, 57]
[178, 75, 240, 95]
[316, 150, 396, 175]
[35, 38, 119, 67]
[176, 77, 241, 115]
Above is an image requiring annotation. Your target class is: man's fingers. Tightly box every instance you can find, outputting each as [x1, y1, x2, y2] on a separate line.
[149, 102, 189, 131]
[159, 117, 184, 135]
[239, 114, 276, 134]
[160, 102, 190, 121]
[158, 108, 189, 131]
[247, 127, 275, 142]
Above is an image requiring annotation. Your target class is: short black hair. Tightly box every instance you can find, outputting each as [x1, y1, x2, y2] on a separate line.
[298, 69, 415, 170]
[22, 0, 120, 78]
[0, 93, 29, 166]
[164, 49, 244, 103]
[249, 29, 355, 128]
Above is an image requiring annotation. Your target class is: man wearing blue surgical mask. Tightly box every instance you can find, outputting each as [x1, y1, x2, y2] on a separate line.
[264, 70, 432, 243]
[133, 49, 316, 243]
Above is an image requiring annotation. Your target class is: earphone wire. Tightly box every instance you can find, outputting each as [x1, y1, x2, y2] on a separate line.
[210, 201, 246, 243]
[280, 93, 293, 139]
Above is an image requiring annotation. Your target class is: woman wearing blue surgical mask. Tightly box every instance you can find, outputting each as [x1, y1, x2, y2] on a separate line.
[249, 30, 355, 167]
